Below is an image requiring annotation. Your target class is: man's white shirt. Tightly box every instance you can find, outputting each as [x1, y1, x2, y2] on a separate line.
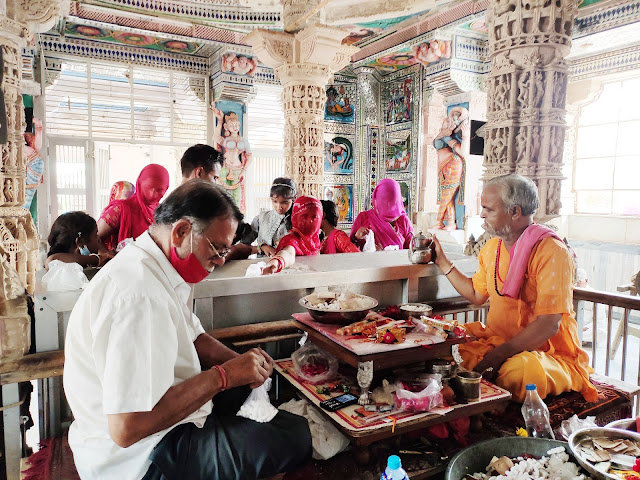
[64, 231, 211, 479]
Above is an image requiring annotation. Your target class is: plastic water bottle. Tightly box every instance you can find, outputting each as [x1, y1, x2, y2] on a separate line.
[381, 455, 409, 480]
[521, 384, 555, 439]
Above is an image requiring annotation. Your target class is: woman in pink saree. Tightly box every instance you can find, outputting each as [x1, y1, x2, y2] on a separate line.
[350, 178, 414, 251]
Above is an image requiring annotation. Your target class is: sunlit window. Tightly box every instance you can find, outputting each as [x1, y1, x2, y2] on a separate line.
[574, 77, 640, 215]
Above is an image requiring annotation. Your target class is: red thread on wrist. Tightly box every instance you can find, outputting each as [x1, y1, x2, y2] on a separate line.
[213, 365, 228, 391]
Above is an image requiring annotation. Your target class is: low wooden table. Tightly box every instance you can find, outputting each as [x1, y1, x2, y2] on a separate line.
[293, 313, 476, 405]
[275, 358, 512, 448]
[279, 314, 511, 455]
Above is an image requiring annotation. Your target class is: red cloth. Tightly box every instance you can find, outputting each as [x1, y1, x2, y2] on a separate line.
[108, 180, 135, 203]
[100, 164, 169, 249]
[320, 229, 359, 254]
[277, 196, 322, 256]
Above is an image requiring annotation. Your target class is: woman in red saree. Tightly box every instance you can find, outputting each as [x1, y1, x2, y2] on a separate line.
[97, 164, 170, 251]
[320, 200, 359, 254]
[350, 178, 414, 251]
[262, 196, 322, 274]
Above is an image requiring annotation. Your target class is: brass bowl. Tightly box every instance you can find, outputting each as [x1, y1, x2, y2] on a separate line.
[605, 418, 638, 433]
[299, 294, 378, 325]
[569, 427, 640, 480]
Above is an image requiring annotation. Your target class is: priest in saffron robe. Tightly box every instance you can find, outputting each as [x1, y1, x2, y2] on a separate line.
[431, 174, 597, 403]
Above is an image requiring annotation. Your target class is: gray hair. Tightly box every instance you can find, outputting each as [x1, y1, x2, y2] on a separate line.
[485, 174, 539, 216]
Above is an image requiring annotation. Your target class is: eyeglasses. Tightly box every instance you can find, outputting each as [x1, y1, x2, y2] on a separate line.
[203, 235, 230, 259]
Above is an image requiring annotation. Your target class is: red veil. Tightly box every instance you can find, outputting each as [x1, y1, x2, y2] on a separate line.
[100, 164, 169, 248]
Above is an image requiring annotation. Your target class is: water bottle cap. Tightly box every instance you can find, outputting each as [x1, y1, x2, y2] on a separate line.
[387, 455, 401, 469]
[526, 384, 537, 391]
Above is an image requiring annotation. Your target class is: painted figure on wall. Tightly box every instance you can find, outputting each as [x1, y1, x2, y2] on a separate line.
[412, 39, 451, 66]
[325, 85, 354, 123]
[221, 53, 258, 77]
[386, 78, 412, 125]
[385, 131, 411, 173]
[212, 106, 252, 213]
[23, 118, 44, 210]
[324, 136, 354, 174]
[323, 185, 353, 223]
[431, 106, 469, 231]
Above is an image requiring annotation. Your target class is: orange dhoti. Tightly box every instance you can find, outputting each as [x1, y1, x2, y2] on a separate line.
[459, 237, 598, 403]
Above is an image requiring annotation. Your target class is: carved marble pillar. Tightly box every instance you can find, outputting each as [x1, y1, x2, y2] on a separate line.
[484, 0, 578, 222]
[0, 0, 66, 299]
[246, 26, 358, 198]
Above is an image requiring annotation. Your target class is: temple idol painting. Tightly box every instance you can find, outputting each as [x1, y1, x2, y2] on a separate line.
[323, 185, 353, 223]
[411, 39, 451, 66]
[221, 53, 258, 77]
[397, 180, 412, 217]
[325, 85, 355, 123]
[431, 102, 469, 231]
[385, 130, 411, 173]
[386, 77, 412, 125]
[365, 48, 415, 73]
[212, 100, 252, 213]
[324, 135, 354, 174]
[65, 23, 201, 54]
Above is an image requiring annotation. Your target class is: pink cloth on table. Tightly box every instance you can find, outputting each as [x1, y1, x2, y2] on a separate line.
[502, 223, 562, 298]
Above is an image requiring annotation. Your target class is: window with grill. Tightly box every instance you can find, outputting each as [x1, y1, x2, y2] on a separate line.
[574, 77, 640, 216]
[44, 59, 207, 220]
[245, 84, 286, 221]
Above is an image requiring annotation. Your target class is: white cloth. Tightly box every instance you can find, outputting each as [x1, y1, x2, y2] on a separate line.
[63, 231, 210, 480]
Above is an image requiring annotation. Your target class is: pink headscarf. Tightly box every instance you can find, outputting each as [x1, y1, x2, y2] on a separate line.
[350, 178, 414, 250]
[277, 196, 322, 256]
[373, 178, 405, 222]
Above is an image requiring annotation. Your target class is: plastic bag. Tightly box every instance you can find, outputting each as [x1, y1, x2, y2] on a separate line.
[395, 376, 443, 412]
[236, 377, 278, 423]
[363, 230, 376, 252]
[42, 260, 89, 291]
[291, 343, 338, 384]
[556, 414, 597, 440]
[279, 399, 350, 460]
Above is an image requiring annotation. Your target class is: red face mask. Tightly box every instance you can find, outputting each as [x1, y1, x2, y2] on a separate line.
[170, 231, 211, 284]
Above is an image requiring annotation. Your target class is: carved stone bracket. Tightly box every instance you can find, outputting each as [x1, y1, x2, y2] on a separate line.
[246, 25, 358, 196]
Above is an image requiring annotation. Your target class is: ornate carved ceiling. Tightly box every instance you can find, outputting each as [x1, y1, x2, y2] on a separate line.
[32, 0, 640, 78]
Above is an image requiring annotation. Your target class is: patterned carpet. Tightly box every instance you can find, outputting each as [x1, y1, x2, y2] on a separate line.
[20, 380, 632, 480]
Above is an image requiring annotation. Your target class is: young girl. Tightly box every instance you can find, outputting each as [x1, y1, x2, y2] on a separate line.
[241, 177, 297, 257]
[320, 200, 359, 254]
[46, 212, 114, 270]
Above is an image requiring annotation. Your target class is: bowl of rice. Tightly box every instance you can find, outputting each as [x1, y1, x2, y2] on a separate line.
[299, 291, 378, 324]
[399, 303, 433, 319]
[445, 437, 584, 480]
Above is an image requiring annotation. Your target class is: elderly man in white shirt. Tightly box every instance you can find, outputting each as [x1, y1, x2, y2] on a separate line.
[64, 179, 311, 480]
